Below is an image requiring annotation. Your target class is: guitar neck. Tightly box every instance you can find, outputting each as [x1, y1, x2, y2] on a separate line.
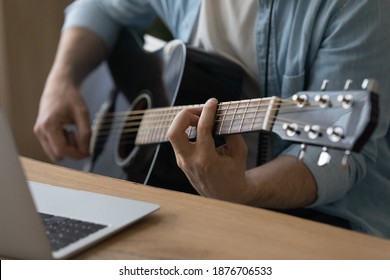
[135, 97, 281, 145]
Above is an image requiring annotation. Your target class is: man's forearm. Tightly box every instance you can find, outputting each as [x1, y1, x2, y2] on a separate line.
[245, 156, 317, 209]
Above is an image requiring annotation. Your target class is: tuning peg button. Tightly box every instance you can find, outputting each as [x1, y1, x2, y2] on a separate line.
[341, 150, 351, 168]
[318, 147, 331, 167]
[304, 125, 321, 139]
[327, 127, 344, 142]
[298, 144, 307, 160]
[292, 94, 308, 108]
[314, 94, 331, 108]
[337, 94, 353, 109]
[344, 79, 353, 90]
[361, 79, 379, 93]
[283, 123, 300, 137]
[321, 80, 329, 91]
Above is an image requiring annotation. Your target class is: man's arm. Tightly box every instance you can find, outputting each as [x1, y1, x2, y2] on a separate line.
[34, 28, 108, 161]
[48, 28, 108, 87]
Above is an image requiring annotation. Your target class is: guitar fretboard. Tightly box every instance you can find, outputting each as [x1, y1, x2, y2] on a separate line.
[135, 97, 281, 145]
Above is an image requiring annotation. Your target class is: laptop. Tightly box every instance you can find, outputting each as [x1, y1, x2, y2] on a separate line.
[0, 109, 160, 259]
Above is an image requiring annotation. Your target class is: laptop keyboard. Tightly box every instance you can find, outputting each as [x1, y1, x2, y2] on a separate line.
[39, 213, 107, 251]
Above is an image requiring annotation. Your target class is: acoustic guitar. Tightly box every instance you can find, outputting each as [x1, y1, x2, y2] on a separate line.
[86, 30, 379, 194]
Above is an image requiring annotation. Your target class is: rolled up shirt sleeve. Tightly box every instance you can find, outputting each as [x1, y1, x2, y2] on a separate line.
[62, 0, 156, 49]
[281, 144, 367, 207]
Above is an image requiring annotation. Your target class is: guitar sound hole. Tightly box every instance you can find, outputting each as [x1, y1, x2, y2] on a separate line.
[115, 93, 151, 167]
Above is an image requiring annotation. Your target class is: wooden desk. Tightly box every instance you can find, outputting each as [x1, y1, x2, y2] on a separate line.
[21, 157, 390, 260]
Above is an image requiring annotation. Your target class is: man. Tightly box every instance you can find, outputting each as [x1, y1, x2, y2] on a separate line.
[34, 0, 390, 238]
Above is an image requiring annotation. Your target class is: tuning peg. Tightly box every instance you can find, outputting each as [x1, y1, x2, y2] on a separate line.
[337, 94, 353, 109]
[321, 80, 329, 91]
[283, 123, 300, 137]
[318, 147, 331, 167]
[314, 94, 331, 108]
[361, 79, 379, 93]
[292, 94, 308, 108]
[298, 144, 307, 160]
[343, 79, 353, 90]
[304, 125, 321, 139]
[326, 126, 344, 142]
[341, 150, 351, 168]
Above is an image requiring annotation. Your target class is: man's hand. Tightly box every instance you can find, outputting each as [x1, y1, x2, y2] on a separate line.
[167, 98, 253, 203]
[34, 77, 91, 162]
[33, 28, 108, 162]
[167, 98, 318, 208]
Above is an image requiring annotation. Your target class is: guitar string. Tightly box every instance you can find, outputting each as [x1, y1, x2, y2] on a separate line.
[92, 114, 316, 143]
[92, 99, 324, 130]
[90, 116, 310, 148]
[90, 103, 278, 136]
[91, 103, 332, 148]
[90, 105, 330, 143]
[92, 110, 314, 137]
[91, 101, 329, 136]
[95, 98, 297, 120]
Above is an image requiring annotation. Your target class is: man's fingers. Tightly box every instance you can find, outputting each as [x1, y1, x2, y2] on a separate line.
[35, 117, 90, 161]
[167, 107, 201, 156]
[72, 104, 91, 155]
[46, 128, 80, 161]
[62, 129, 90, 159]
[39, 134, 60, 162]
[196, 98, 218, 144]
[224, 134, 248, 164]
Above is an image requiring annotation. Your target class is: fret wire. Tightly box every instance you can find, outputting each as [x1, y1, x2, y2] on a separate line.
[142, 112, 151, 143]
[218, 102, 230, 135]
[250, 99, 262, 131]
[148, 111, 156, 142]
[151, 110, 157, 143]
[164, 107, 173, 141]
[139, 112, 144, 143]
[228, 102, 240, 134]
[153, 110, 159, 142]
[238, 101, 249, 133]
[143, 111, 149, 143]
[158, 109, 164, 142]
[160, 108, 166, 142]
[163, 107, 174, 142]
[156, 109, 163, 142]
[158, 110, 162, 142]
[146, 111, 153, 144]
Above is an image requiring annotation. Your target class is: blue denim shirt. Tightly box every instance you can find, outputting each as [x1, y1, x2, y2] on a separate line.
[64, 0, 390, 238]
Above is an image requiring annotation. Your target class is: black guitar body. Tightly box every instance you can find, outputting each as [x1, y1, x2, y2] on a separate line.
[88, 30, 249, 193]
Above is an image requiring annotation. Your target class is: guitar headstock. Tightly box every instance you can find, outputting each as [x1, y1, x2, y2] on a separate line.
[272, 79, 379, 166]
